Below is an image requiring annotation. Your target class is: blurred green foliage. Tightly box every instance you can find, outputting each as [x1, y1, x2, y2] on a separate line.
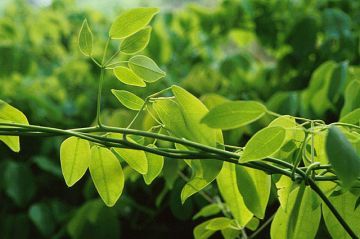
[0, 0, 359, 238]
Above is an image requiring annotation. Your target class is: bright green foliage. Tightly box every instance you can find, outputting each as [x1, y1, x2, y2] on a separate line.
[109, 8, 159, 39]
[113, 66, 146, 87]
[323, 191, 360, 239]
[192, 204, 222, 220]
[194, 217, 238, 239]
[201, 101, 266, 130]
[111, 89, 145, 110]
[340, 108, 360, 125]
[78, 19, 93, 56]
[241, 126, 286, 162]
[60, 137, 91, 187]
[236, 166, 271, 219]
[0, 100, 29, 152]
[276, 176, 298, 211]
[326, 126, 360, 189]
[129, 55, 166, 82]
[340, 80, 360, 117]
[271, 185, 321, 239]
[120, 27, 152, 54]
[113, 147, 148, 175]
[143, 144, 164, 184]
[217, 162, 253, 226]
[89, 146, 124, 207]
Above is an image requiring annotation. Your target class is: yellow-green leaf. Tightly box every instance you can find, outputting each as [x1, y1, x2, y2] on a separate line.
[113, 66, 146, 87]
[109, 8, 159, 39]
[89, 146, 124, 207]
[326, 126, 360, 189]
[0, 100, 29, 152]
[340, 108, 360, 125]
[113, 147, 148, 175]
[111, 89, 144, 111]
[129, 55, 166, 82]
[241, 126, 286, 162]
[143, 144, 164, 184]
[78, 19, 93, 56]
[201, 101, 267, 130]
[60, 137, 91, 187]
[120, 27, 152, 54]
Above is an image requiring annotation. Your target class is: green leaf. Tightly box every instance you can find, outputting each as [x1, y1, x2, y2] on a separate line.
[29, 203, 55, 237]
[236, 166, 271, 219]
[340, 80, 360, 117]
[78, 19, 93, 56]
[217, 162, 253, 227]
[109, 8, 159, 39]
[340, 108, 360, 125]
[205, 217, 234, 230]
[194, 220, 216, 239]
[120, 26, 152, 54]
[326, 126, 360, 189]
[275, 176, 298, 211]
[113, 147, 148, 175]
[0, 100, 29, 152]
[270, 185, 321, 239]
[129, 55, 166, 82]
[201, 101, 267, 130]
[89, 146, 124, 207]
[143, 144, 164, 184]
[4, 161, 36, 207]
[113, 66, 146, 87]
[241, 126, 286, 162]
[60, 136, 91, 187]
[194, 217, 236, 239]
[323, 191, 360, 239]
[193, 204, 222, 220]
[111, 89, 145, 111]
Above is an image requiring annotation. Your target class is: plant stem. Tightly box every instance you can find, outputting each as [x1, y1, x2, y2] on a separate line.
[96, 67, 105, 126]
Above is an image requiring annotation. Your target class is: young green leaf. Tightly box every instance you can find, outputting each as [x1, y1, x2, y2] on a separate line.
[217, 162, 253, 227]
[112, 147, 148, 175]
[326, 126, 360, 189]
[201, 101, 267, 130]
[109, 8, 159, 39]
[60, 137, 91, 187]
[0, 100, 29, 152]
[113, 66, 146, 87]
[205, 217, 234, 230]
[236, 166, 271, 219]
[143, 144, 164, 184]
[120, 27, 152, 54]
[322, 191, 360, 239]
[340, 108, 360, 125]
[78, 19, 93, 56]
[192, 204, 222, 220]
[89, 146, 124, 207]
[270, 186, 321, 239]
[129, 55, 166, 82]
[111, 89, 145, 111]
[241, 126, 286, 162]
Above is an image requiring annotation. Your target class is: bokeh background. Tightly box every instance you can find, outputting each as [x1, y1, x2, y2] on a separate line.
[0, 0, 359, 238]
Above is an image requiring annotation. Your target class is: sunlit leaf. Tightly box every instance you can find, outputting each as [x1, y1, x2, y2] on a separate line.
[241, 126, 286, 162]
[323, 191, 360, 239]
[0, 100, 29, 152]
[129, 55, 166, 82]
[217, 162, 253, 227]
[89, 146, 124, 207]
[201, 101, 267, 130]
[109, 8, 159, 39]
[120, 27, 152, 54]
[193, 204, 222, 220]
[113, 66, 146, 87]
[111, 89, 144, 111]
[60, 137, 91, 187]
[236, 166, 271, 219]
[78, 19, 93, 56]
[326, 126, 360, 189]
[113, 147, 148, 175]
[143, 144, 164, 184]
